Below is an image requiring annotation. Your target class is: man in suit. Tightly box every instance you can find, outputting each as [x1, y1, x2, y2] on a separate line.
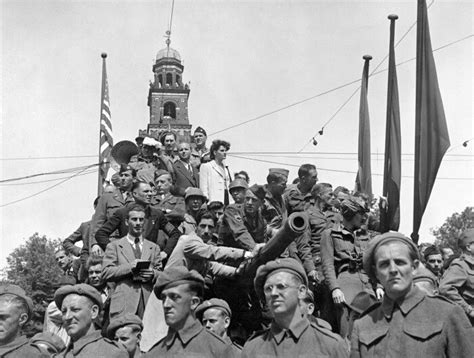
[95, 181, 181, 259]
[90, 164, 136, 256]
[173, 142, 199, 197]
[102, 204, 163, 319]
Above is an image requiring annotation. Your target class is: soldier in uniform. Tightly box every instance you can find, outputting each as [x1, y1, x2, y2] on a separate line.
[144, 266, 235, 357]
[228, 178, 249, 205]
[0, 284, 48, 357]
[423, 245, 444, 279]
[283, 163, 318, 214]
[351, 232, 473, 357]
[320, 196, 382, 337]
[151, 170, 185, 213]
[190, 126, 209, 167]
[54, 284, 128, 357]
[242, 258, 348, 357]
[219, 184, 266, 250]
[107, 314, 143, 358]
[181, 187, 207, 234]
[439, 228, 474, 325]
[90, 164, 136, 256]
[195, 298, 241, 354]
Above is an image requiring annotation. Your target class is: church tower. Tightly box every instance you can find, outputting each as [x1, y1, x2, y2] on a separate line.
[143, 34, 192, 142]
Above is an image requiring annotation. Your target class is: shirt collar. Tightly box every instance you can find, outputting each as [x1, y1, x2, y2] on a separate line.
[67, 330, 102, 355]
[127, 234, 143, 246]
[381, 285, 424, 319]
[270, 315, 310, 344]
[164, 319, 204, 348]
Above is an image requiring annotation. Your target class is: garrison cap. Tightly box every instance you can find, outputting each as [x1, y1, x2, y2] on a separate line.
[154, 169, 171, 180]
[254, 258, 308, 301]
[119, 164, 136, 177]
[31, 332, 66, 353]
[460, 228, 474, 247]
[185, 187, 207, 201]
[194, 126, 207, 136]
[341, 196, 369, 213]
[0, 284, 34, 321]
[142, 136, 161, 148]
[413, 265, 438, 286]
[195, 298, 232, 319]
[154, 266, 204, 299]
[107, 313, 143, 338]
[229, 178, 249, 191]
[246, 184, 266, 201]
[54, 284, 103, 311]
[423, 245, 441, 260]
[269, 168, 289, 180]
[363, 232, 419, 281]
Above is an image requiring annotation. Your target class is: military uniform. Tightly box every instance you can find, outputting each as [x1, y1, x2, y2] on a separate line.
[350, 286, 474, 358]
[56, 330, 128, 358]
[439, 254, 474, 320]
[0, 336, 48, 357]
[242, 313, 348, 357]
[283, 183, 314, 214]
[219, 203, 266, 250]
[151, 193, 185, 213]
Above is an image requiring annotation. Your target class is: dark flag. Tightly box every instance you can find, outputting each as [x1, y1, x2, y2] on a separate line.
[98, 53, 114, 195]
[381, 15, 401, 232]
[412, 0, 450, 243]
[355, 55, 373, 198]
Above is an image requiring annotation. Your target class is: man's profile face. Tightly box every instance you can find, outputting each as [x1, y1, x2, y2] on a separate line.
[119, 170, 134, 189]
[230, 188, 246, 204]
[126, 210, 146, 237]
[202, 308, 229, 338]
[244, 196, 260, 215]
[320, 188, 335, 208]
[155, 175, 172, 195]
[194, 132, 206, 147]
[425, 254, 443, 275]
[161, 284, 199, 330]
[271, 177, 287, 196]
[178, 143, 191, 161]
[55, 251, 72, 271]
[263, 271, 304, 317]
[196, 218, 215, 243]
[87, 264, 103, 288]
[303, 169, 318, 188]
[115, 325, 141, 356]
[61, 294, 98, 342]
[0, 297, 27, 345]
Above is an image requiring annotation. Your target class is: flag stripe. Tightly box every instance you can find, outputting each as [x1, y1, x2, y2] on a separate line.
[98, 56, 113, 192]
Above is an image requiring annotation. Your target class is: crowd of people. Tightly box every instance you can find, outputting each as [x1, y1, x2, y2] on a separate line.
[1, 125, 473, 357]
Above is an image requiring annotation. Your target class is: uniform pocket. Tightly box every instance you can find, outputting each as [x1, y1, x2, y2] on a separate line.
[359, 326, 389, 347]
[403, 321, 443, 340]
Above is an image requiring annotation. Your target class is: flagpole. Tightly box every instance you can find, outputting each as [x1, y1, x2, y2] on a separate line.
[98, 53, 107, 197]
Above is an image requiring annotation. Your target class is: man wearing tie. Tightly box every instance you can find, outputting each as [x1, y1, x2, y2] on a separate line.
[102, 204, 162, 319]
[173, 142, 200, 197]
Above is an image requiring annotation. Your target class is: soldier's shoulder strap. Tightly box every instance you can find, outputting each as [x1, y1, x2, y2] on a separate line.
[247, 327, 269, 341]
[309, 320, 343, 342]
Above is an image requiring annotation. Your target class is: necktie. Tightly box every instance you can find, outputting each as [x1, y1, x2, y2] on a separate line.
[133, 237, 142, 259]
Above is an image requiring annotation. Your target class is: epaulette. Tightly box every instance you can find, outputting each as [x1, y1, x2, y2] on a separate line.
[426, 293, 457, 306]
[358, 301, 382, 318]
[314, 317, 332, 331]
[206, 329, 230, 345]
[309, 321, 343, 341]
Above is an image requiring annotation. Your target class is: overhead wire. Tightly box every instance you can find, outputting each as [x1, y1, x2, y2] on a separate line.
[0, 169, 97, 186]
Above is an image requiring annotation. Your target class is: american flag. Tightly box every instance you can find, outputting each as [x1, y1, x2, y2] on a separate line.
[98, 53, 113, 194]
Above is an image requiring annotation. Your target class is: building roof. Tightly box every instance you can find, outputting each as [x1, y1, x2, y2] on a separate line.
[156, 46, 181, 61]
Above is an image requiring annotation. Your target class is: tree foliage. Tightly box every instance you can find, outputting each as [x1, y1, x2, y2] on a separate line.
[5, 233, 64, 298]
[431, 207, 474, 251]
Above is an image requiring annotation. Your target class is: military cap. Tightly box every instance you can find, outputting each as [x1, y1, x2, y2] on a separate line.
[31, 332, 66, 353]
[119, 164, 137, 177]
[229, 178, 249, 191]
[413, 265, 438, 286]
[142, 136, 161, 148]
[269, 168, 289, 179]
[194, 126, 207, 136]
[423, 245, 441, 260]
[185, 187, 207, 201]
[363, 232, 419, 280]
[341, 196, 369, 213]
[54, 284, 103, 311]
[246, 184, 266, 201]
[0, 284, 34, 320]
[195, 298, 232, 319]
[107, 313, 143, 338]
[154, 266, 204, 299]
[460, 228, 474, 247]
[154, 169, 170, 180]
[254, 258, 308, 301]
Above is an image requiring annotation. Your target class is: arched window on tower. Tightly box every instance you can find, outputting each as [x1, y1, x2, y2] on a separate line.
[166, 73, 173, 86]
[158, 74, 163, 87]
[176, 75, 181, 87]
[163, 102, 176, 119]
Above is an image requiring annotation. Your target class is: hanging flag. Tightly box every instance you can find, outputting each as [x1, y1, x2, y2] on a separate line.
[381, 15, 401, 233]
[355, 55, 373, 198]
[412, 0, 450, 243]
[98, 53, 113, 195]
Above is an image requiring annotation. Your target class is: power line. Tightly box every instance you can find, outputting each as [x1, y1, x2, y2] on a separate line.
[0, 165, 97, 208]
[0, 169, 97, 186]
[0, 155, 97, 161]
[228, 154, 474, 181]
[231, 151, 473, 157]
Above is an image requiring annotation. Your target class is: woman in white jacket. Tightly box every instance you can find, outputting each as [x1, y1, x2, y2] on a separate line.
[199, 139, 232, 204]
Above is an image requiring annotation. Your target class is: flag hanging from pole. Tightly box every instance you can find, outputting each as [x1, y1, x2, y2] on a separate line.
[98, 53, 113, 194]
[355, 55, 373, 198]
[412, 0, 450, 243]
[381, 15, 401, 233]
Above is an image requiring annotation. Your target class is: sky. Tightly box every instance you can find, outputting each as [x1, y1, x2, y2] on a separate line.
[1, 0, 473, 269]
